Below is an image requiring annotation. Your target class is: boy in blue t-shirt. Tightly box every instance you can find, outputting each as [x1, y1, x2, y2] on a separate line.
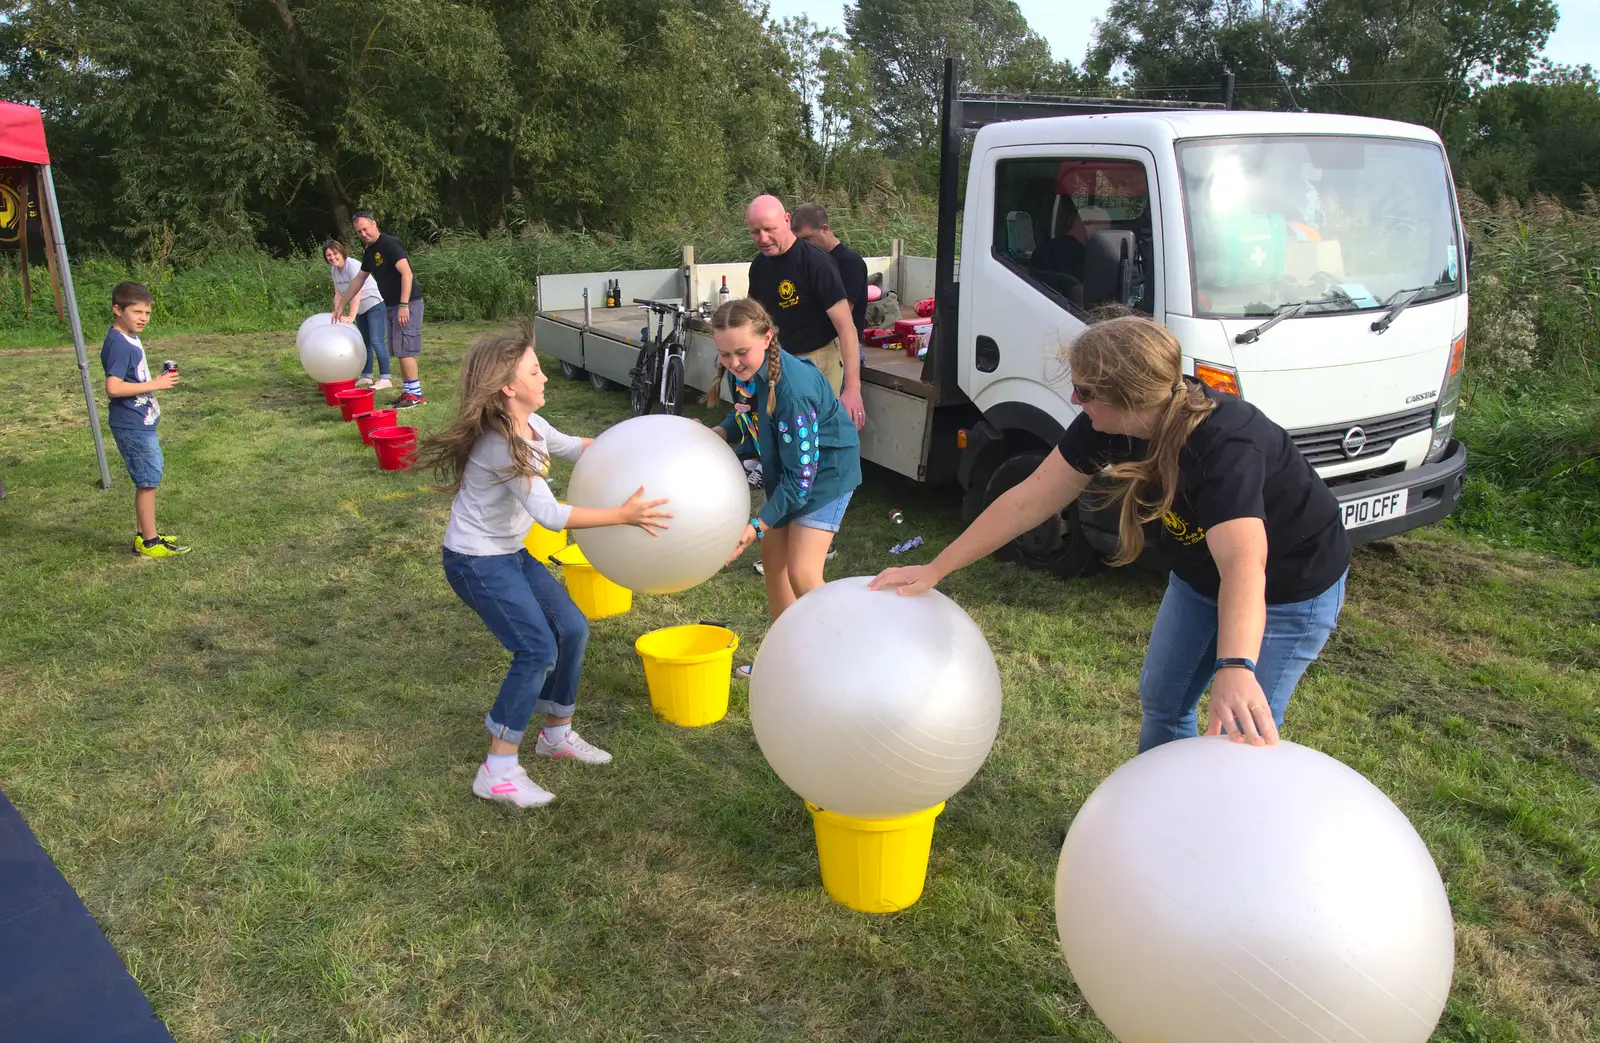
[101, 281, 189, 557]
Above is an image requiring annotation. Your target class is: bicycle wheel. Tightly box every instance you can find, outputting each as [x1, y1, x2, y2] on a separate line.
[629, 344, 663, 416]
[662, 352, 686, 416]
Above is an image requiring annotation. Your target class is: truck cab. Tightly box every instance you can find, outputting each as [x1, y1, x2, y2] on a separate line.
[942, 69, 1469, 576]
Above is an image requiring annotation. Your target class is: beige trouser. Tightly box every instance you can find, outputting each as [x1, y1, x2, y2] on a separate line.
[798, 339, 845, 395]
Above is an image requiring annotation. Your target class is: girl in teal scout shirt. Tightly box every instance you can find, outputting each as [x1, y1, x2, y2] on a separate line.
[706, 297, 861, 626]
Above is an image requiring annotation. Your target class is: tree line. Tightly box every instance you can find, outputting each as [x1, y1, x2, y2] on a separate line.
[1, 0, 1592, 263]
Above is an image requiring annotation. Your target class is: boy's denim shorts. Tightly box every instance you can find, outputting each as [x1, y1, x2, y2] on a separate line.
[111, 426, 164, 488]
[793, 489, 853, 533]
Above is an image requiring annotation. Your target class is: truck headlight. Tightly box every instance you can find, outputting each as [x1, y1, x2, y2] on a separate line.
[1427, 329, 1465, 462]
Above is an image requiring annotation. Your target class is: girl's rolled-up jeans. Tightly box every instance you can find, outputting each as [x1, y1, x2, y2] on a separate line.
[442, 547, 588, 743]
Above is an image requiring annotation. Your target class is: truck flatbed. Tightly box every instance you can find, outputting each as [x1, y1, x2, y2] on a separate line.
[544, 308, 931, 391]
[544, 307, 652, 345]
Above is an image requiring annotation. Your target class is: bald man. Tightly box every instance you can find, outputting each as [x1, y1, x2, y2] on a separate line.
[745, 195, 866, 429]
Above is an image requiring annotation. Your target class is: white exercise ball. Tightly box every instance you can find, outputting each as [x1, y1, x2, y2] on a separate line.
[1055, 737, 1454, 1043]
[749, 577, 1003, 819]
[298, 322, 366, 383]
[567, 414, 750, 595]
[296, 311, 334, 350]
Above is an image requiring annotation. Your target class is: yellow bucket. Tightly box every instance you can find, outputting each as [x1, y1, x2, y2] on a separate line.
[634, 624, 740, 727]
[523, 518, 567, 560]
[807, 801, 945, 914]
[550, 543, 632, 620]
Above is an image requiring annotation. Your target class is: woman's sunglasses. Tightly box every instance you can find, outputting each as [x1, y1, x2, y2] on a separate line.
[1071, 382, 1095, 403]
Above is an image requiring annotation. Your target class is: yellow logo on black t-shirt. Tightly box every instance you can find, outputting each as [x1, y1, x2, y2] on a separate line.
[373, 250, 384, 266]
[1162, 510, 1206, 546]
[778, 279, 799, 309]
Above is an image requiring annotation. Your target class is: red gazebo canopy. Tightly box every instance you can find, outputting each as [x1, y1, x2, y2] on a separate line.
[0, 100, 50, 166]
[0, 98, 109, 490]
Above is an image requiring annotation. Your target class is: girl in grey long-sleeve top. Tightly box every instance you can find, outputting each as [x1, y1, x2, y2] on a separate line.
[417, 323, 670, 809]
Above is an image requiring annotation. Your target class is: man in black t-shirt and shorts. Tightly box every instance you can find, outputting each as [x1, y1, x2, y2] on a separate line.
[745, 195, 865, 431]
[791, 203, 869, 351]
[333, 211, 427, 408]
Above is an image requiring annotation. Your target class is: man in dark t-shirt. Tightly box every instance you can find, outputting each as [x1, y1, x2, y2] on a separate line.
[745, 194, 865, 430]
[792, 203, 868, 342]
[333, 211, 427, 408]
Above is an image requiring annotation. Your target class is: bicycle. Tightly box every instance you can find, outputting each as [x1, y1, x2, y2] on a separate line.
[628, 298, 694, 417]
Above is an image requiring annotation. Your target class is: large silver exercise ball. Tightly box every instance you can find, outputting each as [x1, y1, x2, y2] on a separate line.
[296, 311, 334, 350]
[567, 414, 750, 595]
[748, 577, 1003, 819]
[1055, 737, 1455, 1043]
[298, 321, 366, 383]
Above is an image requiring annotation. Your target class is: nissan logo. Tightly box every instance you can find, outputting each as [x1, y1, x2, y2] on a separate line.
[1341, 427, 1367, 458]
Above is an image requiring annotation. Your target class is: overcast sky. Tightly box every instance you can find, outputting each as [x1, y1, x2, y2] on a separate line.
[762, 0, 1598, 73]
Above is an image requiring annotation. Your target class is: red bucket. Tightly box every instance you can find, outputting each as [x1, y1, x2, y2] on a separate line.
[335, 387, 376, 421]
[354, 408, 398, 445]
[370, 426, 418, 471]
[319, 378, 358, 406]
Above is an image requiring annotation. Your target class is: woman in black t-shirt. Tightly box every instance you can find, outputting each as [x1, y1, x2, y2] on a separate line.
[872, 316, 1350, 752]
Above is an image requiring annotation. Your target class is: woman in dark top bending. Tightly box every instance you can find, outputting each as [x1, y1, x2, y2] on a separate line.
[872, 315, 1351, 751]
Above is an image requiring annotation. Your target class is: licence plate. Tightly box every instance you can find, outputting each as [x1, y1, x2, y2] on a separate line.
[1341, 488, 1408, 530]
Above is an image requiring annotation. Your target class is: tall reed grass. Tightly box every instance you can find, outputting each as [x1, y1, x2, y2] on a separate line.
[1453, 188, 1600, 563]
[0, 207, 939, 340]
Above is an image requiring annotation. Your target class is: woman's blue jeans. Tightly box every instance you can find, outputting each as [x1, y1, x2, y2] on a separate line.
[442, 547, 588, 744]
[355, 303, 391, 379]
[1137, 570, 1348, 753]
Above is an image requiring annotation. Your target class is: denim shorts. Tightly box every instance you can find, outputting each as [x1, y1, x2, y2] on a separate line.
[111, 426, 164, 488]
[793, 489, 853, 533]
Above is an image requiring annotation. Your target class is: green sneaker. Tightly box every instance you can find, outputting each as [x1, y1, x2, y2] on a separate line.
[133, 534, 191, 558]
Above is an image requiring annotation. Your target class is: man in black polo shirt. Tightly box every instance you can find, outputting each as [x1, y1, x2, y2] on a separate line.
[333, 211, 427, 408]
[791, 202, 868, 348]
[745, 194, 865, 430]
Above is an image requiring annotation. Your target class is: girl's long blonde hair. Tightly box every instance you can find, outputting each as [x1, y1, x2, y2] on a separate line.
[703, 297, 783, 414]
[416, 319, 543, 489]
[1068, 316, 1216, 566]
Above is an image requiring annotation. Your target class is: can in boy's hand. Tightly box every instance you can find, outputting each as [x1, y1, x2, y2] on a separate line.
[162, 359, 178, 374]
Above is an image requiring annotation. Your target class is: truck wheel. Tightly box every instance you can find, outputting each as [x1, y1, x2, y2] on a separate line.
[560, 360, 587, 381]
[964, 451, 1101, 579]
[588, 370, 616, 392]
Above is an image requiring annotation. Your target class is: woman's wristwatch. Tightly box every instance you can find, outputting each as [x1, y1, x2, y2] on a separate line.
[1214, 657, 1257, 673]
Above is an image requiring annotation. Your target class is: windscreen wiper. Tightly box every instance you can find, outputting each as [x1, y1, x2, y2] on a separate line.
[1234, 292, 1352, 344]
[1370, 286, 1429, 334]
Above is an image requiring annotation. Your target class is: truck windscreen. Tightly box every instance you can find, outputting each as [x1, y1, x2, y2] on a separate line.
[1176, 136, 1462, 319]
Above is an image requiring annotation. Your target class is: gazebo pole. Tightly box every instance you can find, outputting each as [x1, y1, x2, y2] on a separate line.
[38, 163, 110, 491]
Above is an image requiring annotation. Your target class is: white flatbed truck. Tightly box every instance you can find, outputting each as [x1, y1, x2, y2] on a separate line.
[534, 59, 1468, 578]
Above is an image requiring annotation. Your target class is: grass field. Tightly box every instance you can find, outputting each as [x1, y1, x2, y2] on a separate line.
[1, 324, 1596, 1042]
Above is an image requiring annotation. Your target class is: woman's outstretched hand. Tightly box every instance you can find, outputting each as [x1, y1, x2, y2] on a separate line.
[619, 487, 671, 535]
[1204, 668, 1278, 746]
[868, 564, 942, 596]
